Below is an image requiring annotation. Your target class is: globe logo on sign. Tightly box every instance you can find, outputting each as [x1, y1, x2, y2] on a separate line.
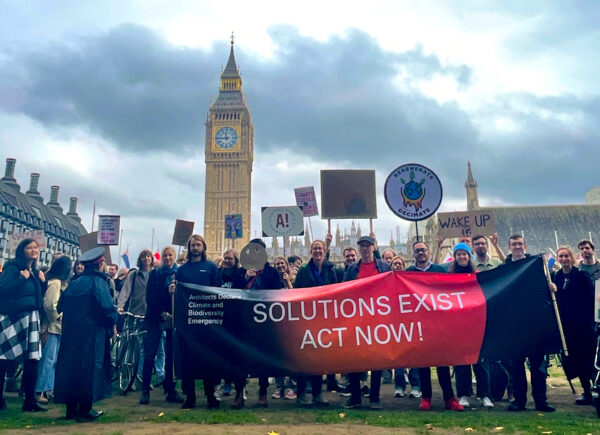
[400, 171, 426, 211]
[384, 163, 443, 222]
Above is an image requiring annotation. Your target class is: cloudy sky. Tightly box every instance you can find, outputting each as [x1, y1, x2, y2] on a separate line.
[1, 1, 598, 259]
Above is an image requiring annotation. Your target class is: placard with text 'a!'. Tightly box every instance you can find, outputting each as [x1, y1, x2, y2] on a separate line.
[261, 206, 304, 237]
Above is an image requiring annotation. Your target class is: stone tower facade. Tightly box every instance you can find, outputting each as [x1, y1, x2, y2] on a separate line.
[204, 39, 254, 259]
[465, 161, 480, 211]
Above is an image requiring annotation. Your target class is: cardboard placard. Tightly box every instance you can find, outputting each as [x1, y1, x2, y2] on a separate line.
[320, 170, 377, 219]
[294, 186, 319, 217]
[78, 232, 112, 264]
[225, 214, 243, 239]
[437, 211, 495, 239]
[97, 215, 120, 245]
[8, 230, 46, 258]
[261, 206, 304, 237]
[172, 219, 195, 246]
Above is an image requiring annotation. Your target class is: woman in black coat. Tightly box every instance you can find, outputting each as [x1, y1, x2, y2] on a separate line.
[139, 246, 183, 405]
[551, 246, 596, 405]
[0, 238, 46, 412]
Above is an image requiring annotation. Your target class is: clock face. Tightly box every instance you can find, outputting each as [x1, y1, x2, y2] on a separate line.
[215, 127, 238, 149]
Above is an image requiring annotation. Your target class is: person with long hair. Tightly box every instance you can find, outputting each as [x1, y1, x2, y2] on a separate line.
[70, 260, 84, 282]
[274, 256, 293, 289]
[551, 246, 596, 405]
[449, 243, 494, 409]
[139, 246, 183, 405]
[0, 238, 46, 412]
[175, 234, 222, 409]
[35, 256, 72, 404]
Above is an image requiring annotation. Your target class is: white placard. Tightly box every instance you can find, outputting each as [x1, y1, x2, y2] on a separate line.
[294, 186, 319, 217]
[261, 206, 304, 237]
[97, 215, 120, 245]
[9, 230, 46, 257]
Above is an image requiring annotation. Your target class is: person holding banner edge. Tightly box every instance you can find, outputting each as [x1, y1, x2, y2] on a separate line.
[406, 240, 464, 412]
[343, 235, 390, 410]
[174, 234, 222, 409]
[293, 239, 338, 408]
[503, 234, 556, 412]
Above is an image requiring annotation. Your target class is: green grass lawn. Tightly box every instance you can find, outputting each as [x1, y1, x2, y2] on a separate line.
[1, 368, 599, 434]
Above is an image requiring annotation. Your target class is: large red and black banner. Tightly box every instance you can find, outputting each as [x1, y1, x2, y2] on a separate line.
[174, 255, 561, 377]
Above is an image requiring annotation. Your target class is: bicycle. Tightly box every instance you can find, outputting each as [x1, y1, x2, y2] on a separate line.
[112, 311, 146, 395]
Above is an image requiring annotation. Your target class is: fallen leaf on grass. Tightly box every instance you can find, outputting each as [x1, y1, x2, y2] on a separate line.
[158, 412, 164, 417]
[492, 427, 504, 432]
[338, 413, 345, 418]
[267, 431, 280, 435]
[25, 426, 31, 429]
[261, 418, 267, 422]
[537, 414, 545, 417]
[425, 423, 434, 430]
[541, 432, 552, 434]
[465, 428, 474, 432]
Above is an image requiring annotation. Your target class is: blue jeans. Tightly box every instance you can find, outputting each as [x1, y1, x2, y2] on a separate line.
[35, 333, 61, 393]
[394, 368, 420, 390]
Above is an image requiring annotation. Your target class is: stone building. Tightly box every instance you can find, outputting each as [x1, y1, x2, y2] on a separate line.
[203, 38, 254, 259]
[0, 158, 87, 267]
[412, 162, 600, 256]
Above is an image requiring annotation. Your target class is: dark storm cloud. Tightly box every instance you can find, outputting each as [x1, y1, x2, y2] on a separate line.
[1, 23, 598, 205]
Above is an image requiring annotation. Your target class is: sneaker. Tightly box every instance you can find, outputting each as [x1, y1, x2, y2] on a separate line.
[339, 391, 352, 397]
[535, 402, 556, 412]
[361, 385, 370, 398]
[214, 386, 223, 401]
[419, 398, 431, 411]
[370, 400, 383, 409]
[394, 388, 405, 398]
[343, 398, 361, 409]
[458, 396, 470, 407]
[284, 389, 297, 400]
[139, 390, 150, 405]
[445, 397, 464, 412]
[271, 390, 282, 399]
[312, 394, 329, 408]
[507, 401, 525, 412]
[409, 388, 422, 398]
[36, 393, 48, 404]
[243, 388, 248, 401]
[482, 397, 494, 408]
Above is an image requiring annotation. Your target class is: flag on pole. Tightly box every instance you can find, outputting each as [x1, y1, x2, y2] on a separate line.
[547, 253, 556, 269]
[154, 251, 161, 261]
[122, 249, 130, 268]
[443, 252, 453, 263]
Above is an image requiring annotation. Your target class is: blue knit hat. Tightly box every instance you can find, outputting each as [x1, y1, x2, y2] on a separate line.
[453, 242, 472, 256]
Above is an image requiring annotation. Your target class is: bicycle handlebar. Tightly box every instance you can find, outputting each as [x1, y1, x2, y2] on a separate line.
[119, 311, 145, 319]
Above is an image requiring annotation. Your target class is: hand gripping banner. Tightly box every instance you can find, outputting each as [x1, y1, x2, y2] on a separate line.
[174, 256, 561, 378]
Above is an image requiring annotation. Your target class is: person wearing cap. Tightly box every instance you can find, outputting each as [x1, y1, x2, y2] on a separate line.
[406, 240, 464, 412]
[448, 243, 494, 409]
[342, 235, 391, 410]
[54, 247, 118, 421]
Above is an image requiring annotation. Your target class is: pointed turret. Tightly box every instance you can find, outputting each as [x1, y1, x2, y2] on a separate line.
[272, 236, 279, 256]
[219, 33, 242, 92]
[465, 161, 480, 211]
[304, 225, 311, 247]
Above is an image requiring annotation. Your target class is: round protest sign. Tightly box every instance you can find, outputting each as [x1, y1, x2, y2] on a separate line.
[240, 242, 268, 270]
[384, 163, 443, 221]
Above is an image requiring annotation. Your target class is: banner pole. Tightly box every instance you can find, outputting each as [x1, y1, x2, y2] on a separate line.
[327, 219, 331, 235]
[117, 229, 124, 268]
[369, 218, 373, 235]
[542, 253, 568, 357]
[414, 222, 419, 242]
[308, 216, 314, 242]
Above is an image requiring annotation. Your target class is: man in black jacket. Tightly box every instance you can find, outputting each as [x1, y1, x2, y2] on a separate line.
[343, 236, 390, 409]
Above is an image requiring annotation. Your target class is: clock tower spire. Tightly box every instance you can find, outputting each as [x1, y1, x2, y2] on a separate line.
[204, 37, 254, 258]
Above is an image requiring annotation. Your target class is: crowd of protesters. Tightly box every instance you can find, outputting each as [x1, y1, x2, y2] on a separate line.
[0, 231, 598, 421]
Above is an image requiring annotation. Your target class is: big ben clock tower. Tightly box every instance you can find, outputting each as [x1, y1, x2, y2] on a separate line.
[204, 36, 254, 258]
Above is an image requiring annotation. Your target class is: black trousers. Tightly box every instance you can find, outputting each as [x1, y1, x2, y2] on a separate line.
[66, 399, 92, 417]
[142, 324, 174, 394]
[419, 366, 454, 401]
[348, 370, 382, 403]
[508, 354, 547, 406]
[455, 363, 491, 398]
[0, 359, 38, 406]
[297, 375, 322, 397]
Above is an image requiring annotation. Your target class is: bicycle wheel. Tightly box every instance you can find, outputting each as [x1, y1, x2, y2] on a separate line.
[110, 336, 121, 382]
[118, 339, 133, 394]
[125, 337, 141, 393]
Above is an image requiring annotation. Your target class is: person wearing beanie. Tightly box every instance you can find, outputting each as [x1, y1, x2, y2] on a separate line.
[448, 243, 494, 409]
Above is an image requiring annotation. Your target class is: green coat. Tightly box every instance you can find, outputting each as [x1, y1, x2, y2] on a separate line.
[293, 259, 338, 288]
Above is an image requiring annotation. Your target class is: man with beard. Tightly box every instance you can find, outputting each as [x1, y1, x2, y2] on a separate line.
[577, 239, 600, 283]
[175, 234, 222, 409]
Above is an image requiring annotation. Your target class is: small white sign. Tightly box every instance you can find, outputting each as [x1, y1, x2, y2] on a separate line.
[384, 163, 443, 222]
[261, 206, 304, 237]
[9, 230, 46, 257]
[97, 215, 120, 245]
